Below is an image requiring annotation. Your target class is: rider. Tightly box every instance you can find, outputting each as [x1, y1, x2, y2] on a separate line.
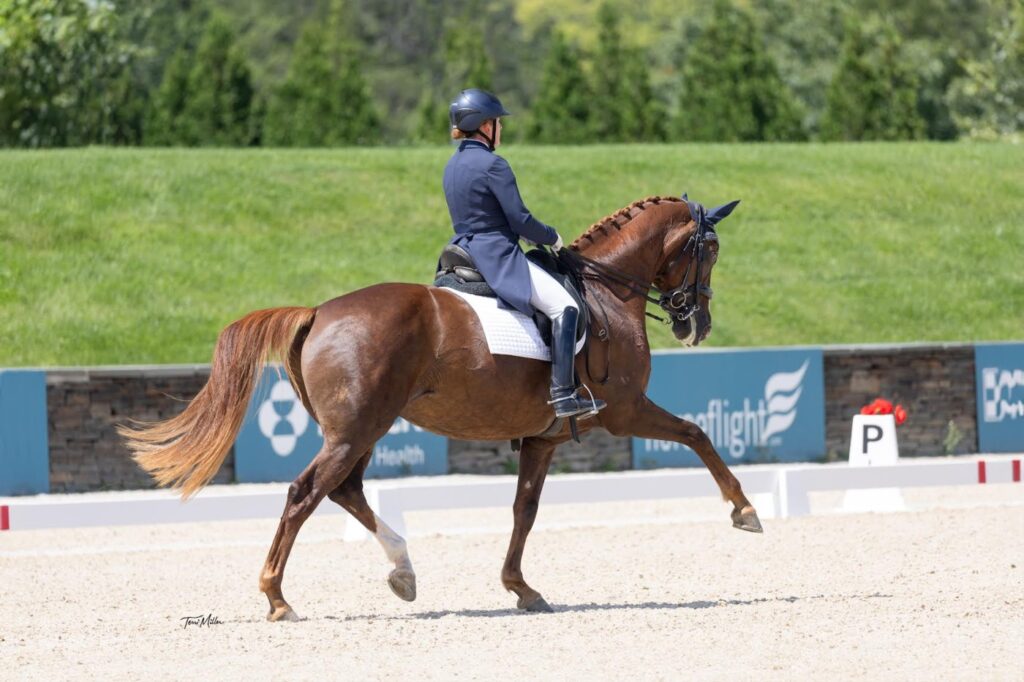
[443, 88, 605, 420]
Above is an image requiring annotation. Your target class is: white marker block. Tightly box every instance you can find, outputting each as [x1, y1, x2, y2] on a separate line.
[849, 414, 900, 465]
[844, 414, 905, 513]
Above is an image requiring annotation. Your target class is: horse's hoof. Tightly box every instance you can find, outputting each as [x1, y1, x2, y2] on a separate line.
[517, 594, 554, 613]
[388, 569, 417, 602]
[267, 605, 300, 622]
[732, 506, 763, 533]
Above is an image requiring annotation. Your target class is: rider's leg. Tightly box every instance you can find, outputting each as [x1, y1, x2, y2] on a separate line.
[526, 261, 605, 419]
[526, 260, 576, 320]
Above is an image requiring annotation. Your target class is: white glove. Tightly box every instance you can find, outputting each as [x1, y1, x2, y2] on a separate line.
[552, 232, 564, 251]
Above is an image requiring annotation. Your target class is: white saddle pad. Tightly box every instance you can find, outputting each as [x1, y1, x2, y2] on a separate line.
[443, 289, 586, 362]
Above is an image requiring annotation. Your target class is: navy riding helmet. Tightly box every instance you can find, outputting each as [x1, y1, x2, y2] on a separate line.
[449, 88, 510, 136]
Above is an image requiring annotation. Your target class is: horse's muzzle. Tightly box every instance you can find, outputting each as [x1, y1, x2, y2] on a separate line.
[673, 311, 711, 346]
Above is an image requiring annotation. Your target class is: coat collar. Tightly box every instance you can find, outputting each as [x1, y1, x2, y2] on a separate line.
[458, 139, 492, 152]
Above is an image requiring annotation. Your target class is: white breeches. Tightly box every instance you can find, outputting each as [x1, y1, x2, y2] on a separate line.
[527, 260, 578, 323]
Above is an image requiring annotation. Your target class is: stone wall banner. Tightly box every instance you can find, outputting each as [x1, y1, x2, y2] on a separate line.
[0, 370, 50, 495]
[975, 343, 1024, 453]
[634, 348, 826, 468]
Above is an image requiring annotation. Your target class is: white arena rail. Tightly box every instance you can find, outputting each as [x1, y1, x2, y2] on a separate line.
[354, 466, 781, 539]
[775, 456, 1021, 518]
[0, 456, 1019, 534]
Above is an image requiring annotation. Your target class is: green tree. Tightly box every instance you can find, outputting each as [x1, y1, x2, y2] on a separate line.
[621, 47, 666, 142]
[821, 15, 925, 141]
[527, 31, 592, 143]
[322, 0, 380, 145]
[946, 0, 1024, 140]
[411, 90, 445, 144]
[674, 0, 804, 142]
[102, 68, 148, 145]
[410, 6, 495, 144]
[263, 5, 380, 147]
[442, 18, 493, 93]
[753, 0, 846, 137]
[145, 49, 192, 144]
[179, 15, 256, 145]
[588, 2, 666, 142]
[590, 2, 627, 140]
[0, 0, 140, 147]
[857, 0, 1000, 139]
[117, 0, 212, 95]
[147, 14, 256, 145]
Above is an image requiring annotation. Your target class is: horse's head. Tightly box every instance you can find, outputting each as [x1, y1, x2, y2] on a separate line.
[566, 195, 740, 349]
[652, 199, 739, 347]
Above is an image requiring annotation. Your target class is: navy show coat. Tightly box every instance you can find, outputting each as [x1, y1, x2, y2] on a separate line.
[443, 139, 559, 315]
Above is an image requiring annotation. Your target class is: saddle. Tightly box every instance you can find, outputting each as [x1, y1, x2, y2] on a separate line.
[434, 244, 588, 346]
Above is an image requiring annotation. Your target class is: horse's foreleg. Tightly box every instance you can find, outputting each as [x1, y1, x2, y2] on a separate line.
[327, 456, 416, 602]
[630, 398, 763, 533]
[259, 440, 364, 622]
[501, 437, 558, 612]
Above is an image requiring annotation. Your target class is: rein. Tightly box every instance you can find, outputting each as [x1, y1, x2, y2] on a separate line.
[558, 202, 716, 325]
[552, 200, 718, 385]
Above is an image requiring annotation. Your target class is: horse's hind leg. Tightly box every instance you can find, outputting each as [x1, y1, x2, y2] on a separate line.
[501, 437, 558, 613]
[328, 453, 416, 602]
[259, 435, 375, 622]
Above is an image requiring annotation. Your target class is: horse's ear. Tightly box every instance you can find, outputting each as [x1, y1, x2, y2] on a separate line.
[707, 200, 740, 227]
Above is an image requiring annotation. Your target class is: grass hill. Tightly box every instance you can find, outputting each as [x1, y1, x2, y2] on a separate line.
[1, 143, 1021, 366]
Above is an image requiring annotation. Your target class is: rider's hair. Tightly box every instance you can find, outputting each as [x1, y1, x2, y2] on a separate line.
[451, 119, 497, 141]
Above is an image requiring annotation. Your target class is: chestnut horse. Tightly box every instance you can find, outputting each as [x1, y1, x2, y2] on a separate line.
[119, 195, 762, 622]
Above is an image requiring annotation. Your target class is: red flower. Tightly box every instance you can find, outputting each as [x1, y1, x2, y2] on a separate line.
[862, 398, 893, 415]
[893, 405, 908, 426]
[860, 397, 908, 426]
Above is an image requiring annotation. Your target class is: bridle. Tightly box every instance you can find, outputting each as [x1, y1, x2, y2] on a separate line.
[558, 200, 717, 325]
[652, 201, 716, 324]
[552, 197, 737, 385]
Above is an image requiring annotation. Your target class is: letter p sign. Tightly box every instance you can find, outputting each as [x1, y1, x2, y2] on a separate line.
[862, 424, 884, 454]
[849, 414, 899, 466]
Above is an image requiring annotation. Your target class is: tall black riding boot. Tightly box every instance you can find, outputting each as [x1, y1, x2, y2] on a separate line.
[549, 306, 606, 419]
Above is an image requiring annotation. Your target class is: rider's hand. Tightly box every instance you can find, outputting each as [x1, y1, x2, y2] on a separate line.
[552, 233, 564, 251]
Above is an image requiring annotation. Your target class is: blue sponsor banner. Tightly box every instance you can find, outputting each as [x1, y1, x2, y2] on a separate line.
[633, 348, 826, 468]
[0, 370, 50, 495]
[975, 343, 1024, 453]
[234, 368, 448, 483]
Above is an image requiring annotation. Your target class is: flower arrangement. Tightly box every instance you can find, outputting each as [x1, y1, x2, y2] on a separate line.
[860, 397, 908, 426]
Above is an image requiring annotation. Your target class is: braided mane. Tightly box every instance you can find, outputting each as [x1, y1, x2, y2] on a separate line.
[570, 195, 685, 249]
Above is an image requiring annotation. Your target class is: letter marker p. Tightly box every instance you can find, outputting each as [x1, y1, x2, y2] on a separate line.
[862, 424, 884, 455]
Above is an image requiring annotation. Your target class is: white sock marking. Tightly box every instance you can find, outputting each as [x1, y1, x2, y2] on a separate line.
[373, 513, 412, 571]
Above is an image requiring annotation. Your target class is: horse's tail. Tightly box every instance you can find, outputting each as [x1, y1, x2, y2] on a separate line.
[118, 306, 316, 499]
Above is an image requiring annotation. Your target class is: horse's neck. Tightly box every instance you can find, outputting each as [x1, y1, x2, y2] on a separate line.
[575, 217, 668, 284]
